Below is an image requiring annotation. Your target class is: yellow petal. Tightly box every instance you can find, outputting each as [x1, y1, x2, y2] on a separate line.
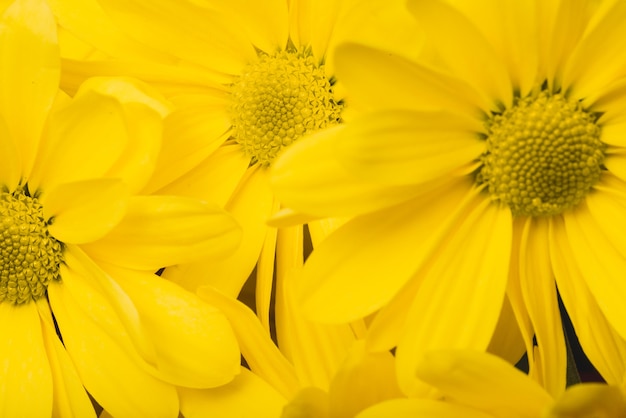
[416, 350, 553, 417]
[0, 0, 59, 178]
[197, 286, 300, 399]
[548, 383, 626, 418]
[563, 193, 626, 339]
[82, 195, 241, 270]
[486, 294, 526, 367]
[37, 300, 97, 418]
[296, 179, 476, 324]
[272, 124, 438, 218]
[48, 280, 179, 417]
[563, 0, 626, 99]
[333, 42, 492, 116]
[0, 302, 53, 418]
[407, 0, 513, 109]
[333, 110, 484, 186]
[396, 196, 512, 396]
[356, 399, 494, 418]
[178, 368, 286, 418]
[96, 0, 255, 74]
[43, 178, 128, 244]
[518, 217, 566, 397]
[29, 88, 127, 193]
[100, 264, 240, 388]
[550, 216, 626, 384]
[0, 113, 19, 191]
[144, 98, 233, 194]
[327, 342, 403, 417]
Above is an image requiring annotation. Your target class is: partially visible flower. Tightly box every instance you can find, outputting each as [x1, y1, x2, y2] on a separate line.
[357, 350, 626, 418]
[0, 0, 241, 416]
[271, 0, 626, 396]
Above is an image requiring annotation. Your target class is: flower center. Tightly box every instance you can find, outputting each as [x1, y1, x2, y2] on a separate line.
[0, 188, 63, 304]
[477, 91, 605, 216]
[230, 49, 342, 166]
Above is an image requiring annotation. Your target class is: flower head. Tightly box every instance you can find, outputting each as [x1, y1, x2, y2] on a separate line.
[271, 0, 626, 396]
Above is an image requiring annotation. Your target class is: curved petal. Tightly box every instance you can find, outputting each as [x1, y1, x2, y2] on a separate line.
[0, 0, 60, 178]
[96, 0, 256, 74]
[357, 399, 494, 418]
[197, 285, 300, 399]
[48, 280, 179, 417]
[333, 42, 492, 116]
[0, 113, 19, 191]
[178, 368, 286, 418]
[407, 0, 513, 108]
[333, 110, 484, 185]
[43, 178, 129, 244]
[0, 302, 53, 418]
[548, 383, 626, 417]
[518, 217, 566, 397]
[272, 124, 435, 218]
[99, 264, 240, 388]
[415, 350, 553, 417]
[563, 191, 626, 339]
[550, 216, 626, 384]
[396, 197, 512, 396]
[295, 179, 477, 323]
[29, 88, 127, 193]
[37, 300, 97, 418]
[82, 195, 241, 270]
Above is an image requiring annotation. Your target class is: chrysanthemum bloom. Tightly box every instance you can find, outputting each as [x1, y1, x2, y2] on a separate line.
[357, 350, 626, 418]
[0, 1, 242, 416]
[48, 0, 422, 330]
[272, 0, 626, 396]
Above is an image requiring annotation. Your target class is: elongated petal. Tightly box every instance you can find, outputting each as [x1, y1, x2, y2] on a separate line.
[82, 195, 241, 270]
[296, 179, 476, 323]
[333, 110, 484, 185]
[43, 178, 128, 244]
[550, 216, 626, 384]
[178, 368, 286, 418]
[518, 217, 566, 397]
[272, 124, 437, 218]
[548, 383, 626, 417]
[100, 264, 240, 388]
[563, 191, 626, 339]
[396, 196, 512, 396]
[29, 89, 127, 193]
[197, 286, 300, 399]
[96, 0, 255, 74]
[334, 42, 492, 116]
[37, 300, 96, 418]
[407, 0, 513, 108]
[48, 279, 178, 417]
[357, 399, 494, 418]
[0, 113, 19, 190]
[416, 350, 552, 417]
[0, 302, 53, 418]
[0, 0, 59, 178]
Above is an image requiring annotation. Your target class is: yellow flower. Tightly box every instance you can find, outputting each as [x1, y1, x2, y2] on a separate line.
[357, 350, 626, 418]
[0, 0, 241, 416]
[272, 0, 626, 397]
[48, 0, 421, 331]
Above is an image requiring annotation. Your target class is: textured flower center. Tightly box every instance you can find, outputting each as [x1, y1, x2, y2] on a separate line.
[478, 91, 605, 216]
[0, 189, 63, 304]
[231, 49, 342, 166]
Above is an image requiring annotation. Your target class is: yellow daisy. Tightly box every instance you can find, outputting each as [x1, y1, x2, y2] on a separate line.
[272, 0, 626, 396]
[48, 0, 422, 330]
[0, 0, 241, 416]
[357, 350, 626, 418]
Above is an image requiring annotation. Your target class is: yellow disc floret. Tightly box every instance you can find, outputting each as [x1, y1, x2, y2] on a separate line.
[231, 49, 342, 166]
[478, 91, 605, 216]
[0, 188, 63, 304]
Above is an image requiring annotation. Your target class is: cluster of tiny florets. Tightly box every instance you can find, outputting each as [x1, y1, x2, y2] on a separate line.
[231, 50, 342, 166]
[477, 91, 605, 216]
[0, 189, 63, 304]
